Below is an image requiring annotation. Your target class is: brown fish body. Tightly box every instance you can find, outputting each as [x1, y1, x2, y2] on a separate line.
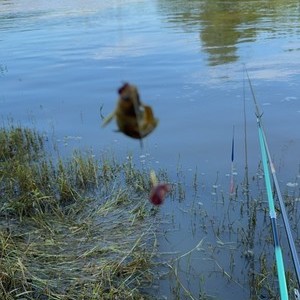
[115, 84, 142, 138]
[102, 83, 158, 139]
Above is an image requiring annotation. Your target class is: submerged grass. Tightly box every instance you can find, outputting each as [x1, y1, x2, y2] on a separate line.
[1, 125, 299, 299]
[158, 158, 300, 299]
[0, 125, 160, 299]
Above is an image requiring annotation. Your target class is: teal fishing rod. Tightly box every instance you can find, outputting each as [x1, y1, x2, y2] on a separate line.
[261, 129, 300, 291]
[245, 68, 289, 299]
[245, 66, 300, 291]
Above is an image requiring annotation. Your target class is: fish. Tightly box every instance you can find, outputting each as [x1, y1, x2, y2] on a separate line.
[102, 83, 158, 140]
[149, 170, 171, 206]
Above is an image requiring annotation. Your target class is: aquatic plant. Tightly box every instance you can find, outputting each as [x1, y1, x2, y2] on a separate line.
[1, 125, 299, 299]
[0, 125, 160, 299]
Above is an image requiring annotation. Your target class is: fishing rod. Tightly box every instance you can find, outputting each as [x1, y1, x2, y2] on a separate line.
[245, 66, 300, 289]
[245, 67, 289, 299]
[245, 67, 300, 290]
[262, 128, 300, 287]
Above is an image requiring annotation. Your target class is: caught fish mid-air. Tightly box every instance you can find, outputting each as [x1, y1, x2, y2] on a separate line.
[102, 83, 158, 140]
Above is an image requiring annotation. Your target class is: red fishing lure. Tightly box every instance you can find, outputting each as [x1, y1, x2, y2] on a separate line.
[149, 183, 171, 206]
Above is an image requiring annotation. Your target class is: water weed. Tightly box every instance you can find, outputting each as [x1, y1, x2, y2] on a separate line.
[1, 125, 300, 299]
[0, 125, 160, 299]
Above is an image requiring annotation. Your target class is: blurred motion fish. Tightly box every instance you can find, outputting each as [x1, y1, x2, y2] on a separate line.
[149, 170, 171, 206]
[102, 83, 158, 140]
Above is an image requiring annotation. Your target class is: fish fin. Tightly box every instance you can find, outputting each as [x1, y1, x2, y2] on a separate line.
[102, 111, 115, 127]
[99, 104, 105, 120]
[150, 170, 158, 186]
[144, 106, 158, 126]
[137, 106, 158, 137]
[144, 105, 155, 121]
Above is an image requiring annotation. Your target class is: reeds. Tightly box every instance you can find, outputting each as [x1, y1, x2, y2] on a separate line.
[0, 125, 159, 299]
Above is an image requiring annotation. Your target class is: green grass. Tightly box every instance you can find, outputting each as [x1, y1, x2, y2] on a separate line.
[1, 125, 299, 300]
[0, 125, 160, 299]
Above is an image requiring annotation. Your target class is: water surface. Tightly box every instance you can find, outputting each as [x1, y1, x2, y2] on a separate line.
[1, 0, 300, 298]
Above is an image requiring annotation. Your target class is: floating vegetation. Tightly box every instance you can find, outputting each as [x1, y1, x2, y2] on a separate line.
[0, 125, 161, 299]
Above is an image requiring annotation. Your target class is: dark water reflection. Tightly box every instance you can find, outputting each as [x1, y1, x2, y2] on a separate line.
[158, 0, 300, 65]
[1, 0, 300, 298]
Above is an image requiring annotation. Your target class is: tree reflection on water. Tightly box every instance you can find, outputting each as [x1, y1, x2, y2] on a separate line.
[157, 0, 300, 66]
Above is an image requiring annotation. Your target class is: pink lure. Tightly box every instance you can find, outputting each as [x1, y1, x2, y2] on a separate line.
[149, 183, 171, 206]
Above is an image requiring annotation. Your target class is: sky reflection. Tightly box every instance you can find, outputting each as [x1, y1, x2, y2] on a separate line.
[1, 1, 300, 299]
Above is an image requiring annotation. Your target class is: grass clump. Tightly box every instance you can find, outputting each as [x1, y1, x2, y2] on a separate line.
[0, 125, 159, 299]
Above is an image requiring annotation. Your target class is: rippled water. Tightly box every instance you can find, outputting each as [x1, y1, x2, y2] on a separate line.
[1, 0, 300, 298]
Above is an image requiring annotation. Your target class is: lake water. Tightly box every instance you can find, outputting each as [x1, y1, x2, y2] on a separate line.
[1, 0, 300, 299]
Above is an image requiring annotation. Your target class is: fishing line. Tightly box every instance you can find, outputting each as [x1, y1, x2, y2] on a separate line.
[230, 125, 235, 194]
[244, 66, 289, 299]
[132, 98, 144, 148]
[242, 69, 249, 195]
